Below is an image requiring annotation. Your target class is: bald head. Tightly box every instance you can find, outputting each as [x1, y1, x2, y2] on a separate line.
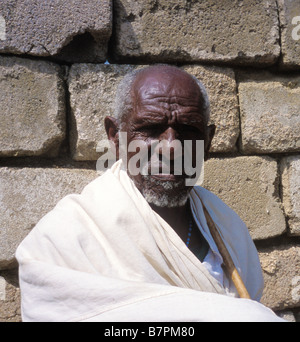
[113, 65, 210, 129]
[133, 65, 198, 90]
[133, 65, 203, 107]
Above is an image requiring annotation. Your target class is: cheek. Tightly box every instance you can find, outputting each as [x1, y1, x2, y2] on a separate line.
[125, 140, 152, 179]
[126, 134, 153, 160]
[128, 173, 144, 192]
[182, 140, 203, 168]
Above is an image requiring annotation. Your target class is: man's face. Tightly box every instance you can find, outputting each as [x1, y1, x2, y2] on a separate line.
[118, 68, 214, 207]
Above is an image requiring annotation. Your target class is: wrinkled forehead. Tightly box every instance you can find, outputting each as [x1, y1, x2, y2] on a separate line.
[132, 68, 202, 103]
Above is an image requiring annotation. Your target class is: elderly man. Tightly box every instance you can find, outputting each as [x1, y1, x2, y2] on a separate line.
[16, 65, 283, 322]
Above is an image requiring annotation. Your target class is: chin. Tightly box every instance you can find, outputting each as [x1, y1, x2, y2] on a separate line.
[144, 192, 189, 208]
[139, 175, 191, 208]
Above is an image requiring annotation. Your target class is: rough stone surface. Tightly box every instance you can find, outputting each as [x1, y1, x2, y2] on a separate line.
[276, 311, 296, 322]
[281, 155, 300, 236]
[113, 0, 280, 65]
[295, 309, 300, 322]
[259, 244, 300, 310]
[0, 167, 98, 269]
[278, 0, 300, 69]
[0, 57, 66, 157]
[201, 156, 286, 240]
[0, 0, 112, 63]
[238, 72, 300, 154]
[182, 65, 239, 152]
[68, 64, 142, 161]
[0, 269, 21, 322]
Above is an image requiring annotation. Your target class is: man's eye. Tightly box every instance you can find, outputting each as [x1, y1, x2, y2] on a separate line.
[181, 125, 200, 133]
[139, 125, 162, 133]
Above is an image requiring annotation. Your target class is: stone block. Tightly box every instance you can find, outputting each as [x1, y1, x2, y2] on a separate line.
[0, 57, 66, 157]
[68, 64, 142, 161]
[0, 167, 97, 270]
[0, 0, 112, 63]
[182, 65, 239, 152]
[113, 0, 280, 65]
[238, 72, 300, 154]
[281, 155, 300, 236]
[259, 244, 300, 310]
[0, 269, 21, 322]
[201, 156, 286, 240]
[278, 0, 300, 69]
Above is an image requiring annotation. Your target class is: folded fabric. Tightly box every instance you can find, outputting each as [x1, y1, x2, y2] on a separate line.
[16, 160, 283, 322]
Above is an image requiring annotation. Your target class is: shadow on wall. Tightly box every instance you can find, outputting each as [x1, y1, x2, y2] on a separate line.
[53, 32, 109, 64]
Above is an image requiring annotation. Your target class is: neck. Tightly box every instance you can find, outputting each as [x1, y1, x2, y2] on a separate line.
[150, 201, 191, 239]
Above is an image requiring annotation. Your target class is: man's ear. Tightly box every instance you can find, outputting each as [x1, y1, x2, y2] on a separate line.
[204, 124, 216, 161]
[104, 116, 120, 159]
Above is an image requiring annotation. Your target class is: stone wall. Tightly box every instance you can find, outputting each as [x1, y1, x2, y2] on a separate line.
[0, 0, 299, 322]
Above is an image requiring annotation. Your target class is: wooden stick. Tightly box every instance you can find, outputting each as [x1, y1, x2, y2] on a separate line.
[202, 206, 251, 299]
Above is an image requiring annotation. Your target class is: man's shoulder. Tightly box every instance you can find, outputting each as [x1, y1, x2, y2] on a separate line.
[192, 186, 244, 225]
[192, 186, 264, 301]
[18, 169, 114, 242]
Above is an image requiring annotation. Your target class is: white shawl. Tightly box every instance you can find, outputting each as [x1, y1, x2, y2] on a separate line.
[16, 161, 283, 322]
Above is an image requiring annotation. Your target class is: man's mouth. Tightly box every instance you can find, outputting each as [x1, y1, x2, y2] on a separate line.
[150, 163, 187, 181]
[151, 174, 178, 181]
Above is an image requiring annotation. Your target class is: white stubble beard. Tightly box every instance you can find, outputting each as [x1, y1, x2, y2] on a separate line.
[140, 175, 191, 208]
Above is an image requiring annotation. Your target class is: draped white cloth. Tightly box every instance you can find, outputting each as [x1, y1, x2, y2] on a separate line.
[16, 160, 283, 322]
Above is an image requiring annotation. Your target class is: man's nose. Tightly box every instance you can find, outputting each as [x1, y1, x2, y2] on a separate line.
[155, 127, 181, 160]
